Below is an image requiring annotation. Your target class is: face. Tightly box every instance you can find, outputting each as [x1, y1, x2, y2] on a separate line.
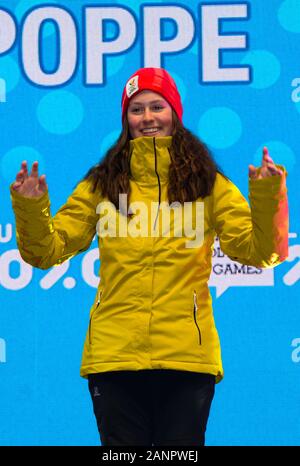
[127, 90, 173, 139]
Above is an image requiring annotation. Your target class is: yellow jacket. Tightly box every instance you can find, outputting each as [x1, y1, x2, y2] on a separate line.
[10, 136, 289, 382]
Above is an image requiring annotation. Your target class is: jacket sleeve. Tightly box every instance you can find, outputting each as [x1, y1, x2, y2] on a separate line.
[211, 170, 289, 268]
[10, 179, 100, 269]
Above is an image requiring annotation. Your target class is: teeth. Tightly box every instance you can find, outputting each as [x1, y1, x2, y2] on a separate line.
[142, 128, 159, 134]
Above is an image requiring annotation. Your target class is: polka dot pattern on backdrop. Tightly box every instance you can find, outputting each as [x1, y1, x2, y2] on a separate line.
[240, 50, 281, 90]
[1, 146, 45, 184]
[197, 107, 242, 149]
[0, 56, 20, 93]
[107, 55, 126, 78]
[99, 130, 121, 158]
[253, 141, 296, 174]
[278, 0, 300, 33]
[37, 90, 84, 135]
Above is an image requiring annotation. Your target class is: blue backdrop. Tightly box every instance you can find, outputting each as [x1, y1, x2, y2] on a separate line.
[0, 0, 299, 446]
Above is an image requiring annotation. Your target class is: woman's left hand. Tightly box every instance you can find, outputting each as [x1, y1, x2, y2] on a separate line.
[248, 146, 283, 179]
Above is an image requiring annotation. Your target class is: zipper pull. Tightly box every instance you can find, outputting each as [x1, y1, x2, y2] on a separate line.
[96, 290, 102, 307]
[193, 290, 198, 312]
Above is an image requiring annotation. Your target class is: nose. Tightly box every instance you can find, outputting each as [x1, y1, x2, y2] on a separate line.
[143, 107, 154, 122]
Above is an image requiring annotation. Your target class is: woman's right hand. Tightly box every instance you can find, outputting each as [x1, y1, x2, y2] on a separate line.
[12, 161, 48, 198]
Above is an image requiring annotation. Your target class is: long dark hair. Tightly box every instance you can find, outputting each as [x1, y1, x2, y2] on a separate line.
[82, 112, 223, 209]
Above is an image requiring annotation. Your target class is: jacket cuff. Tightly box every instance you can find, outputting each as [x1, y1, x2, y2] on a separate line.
[10, 183, 50, 213]
[249, 165, 287, 197]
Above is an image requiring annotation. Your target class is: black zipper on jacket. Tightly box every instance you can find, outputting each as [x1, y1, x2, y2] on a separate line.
[153, 137, 161, 229]
[88, 318, 92, 345]
[89, 290, 102, 345]
[193, 290, 202, 345]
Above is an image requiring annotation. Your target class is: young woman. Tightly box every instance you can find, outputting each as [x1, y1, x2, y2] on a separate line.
[10, 67, 288, 446]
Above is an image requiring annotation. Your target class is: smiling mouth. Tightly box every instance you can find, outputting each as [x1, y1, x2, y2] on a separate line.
[141, 127, 161, 135]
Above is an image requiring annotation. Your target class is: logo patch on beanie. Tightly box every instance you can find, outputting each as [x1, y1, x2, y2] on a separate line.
[126, 75, 139, 98]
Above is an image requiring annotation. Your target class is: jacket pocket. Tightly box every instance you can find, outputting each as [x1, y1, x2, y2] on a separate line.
[89, 289, 103, 345]
[193, 290, 202, 345]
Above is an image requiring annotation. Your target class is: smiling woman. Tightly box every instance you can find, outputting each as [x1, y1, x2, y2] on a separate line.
[127, 91, 173, 139]
[10, 66, 288, 447]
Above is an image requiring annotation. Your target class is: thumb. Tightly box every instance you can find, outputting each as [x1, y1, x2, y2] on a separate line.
[248, 164, 257, 179]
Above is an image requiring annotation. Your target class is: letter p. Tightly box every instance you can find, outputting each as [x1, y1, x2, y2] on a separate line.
[143, 6, 195, 67]
[85, 7, 137, 85]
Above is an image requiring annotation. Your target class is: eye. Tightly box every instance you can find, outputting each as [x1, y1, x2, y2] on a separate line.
[130, 107, 143, 114]
[152, 105, 164, 111]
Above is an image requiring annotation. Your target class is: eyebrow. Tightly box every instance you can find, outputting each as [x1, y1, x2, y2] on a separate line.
[128, 99, 165, 106]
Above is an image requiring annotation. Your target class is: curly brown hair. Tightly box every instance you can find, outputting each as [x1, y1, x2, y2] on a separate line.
[82, 112, 224, 209]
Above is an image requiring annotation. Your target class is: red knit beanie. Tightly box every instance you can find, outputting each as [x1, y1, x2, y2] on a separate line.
[121, 67, 183, 122]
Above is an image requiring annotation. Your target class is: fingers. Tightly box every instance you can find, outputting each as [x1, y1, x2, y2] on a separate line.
[13, 168, 26, 190]
[15, 171, 24, 182]
[14, 160, 33, 183]
[267, 165, 283, 176]
[21, 160, 28, 175]
[248, 164, 257, 179]
[262, 146, 274, 167]
[38, 174, 48, 193]
[12, 160, 47, 195]
[30, 161, 39, 178]
[261, 146, 283, 177]
[262, 147, 268, 167]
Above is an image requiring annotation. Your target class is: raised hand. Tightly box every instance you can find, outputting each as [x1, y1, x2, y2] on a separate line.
[12, 161, 48, 198]
[249, 147, 283, 180]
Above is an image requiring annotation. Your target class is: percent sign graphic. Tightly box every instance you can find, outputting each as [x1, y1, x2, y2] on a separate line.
[39, 261, 76, 289]
[39, 249, 100, 289]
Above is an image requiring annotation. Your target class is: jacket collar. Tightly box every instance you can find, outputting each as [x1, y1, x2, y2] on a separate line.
[129, 136, 172, 185]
